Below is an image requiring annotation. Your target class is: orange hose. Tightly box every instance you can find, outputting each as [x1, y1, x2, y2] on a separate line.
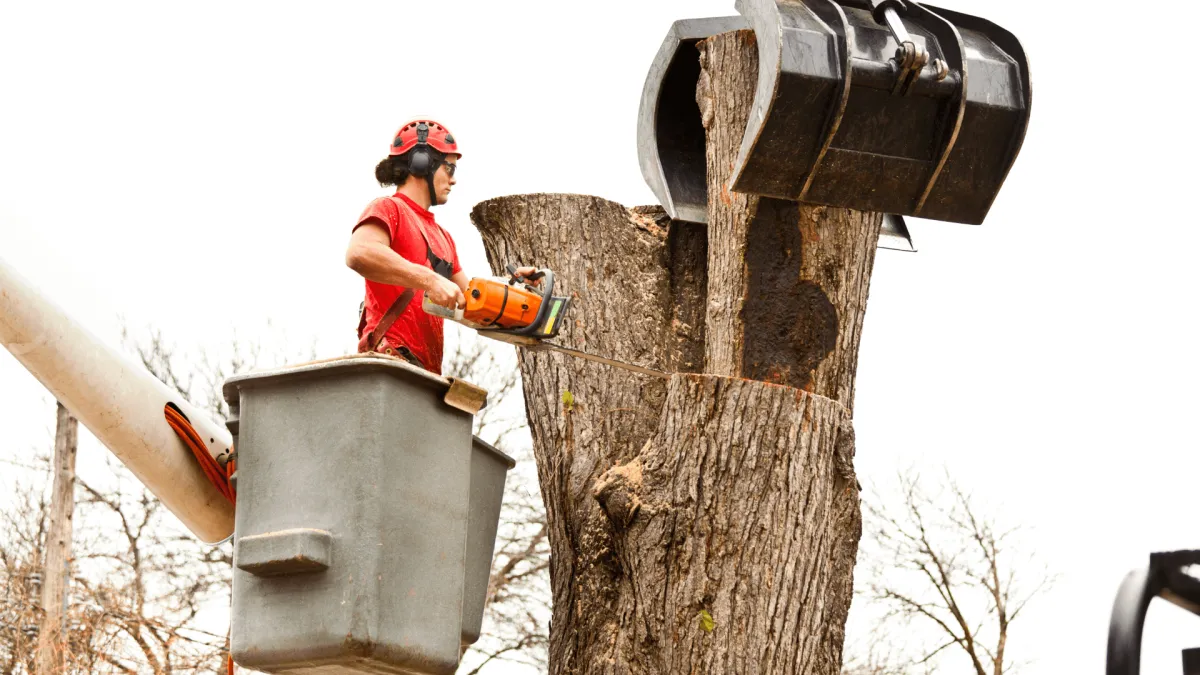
[164, 405, 235, 505]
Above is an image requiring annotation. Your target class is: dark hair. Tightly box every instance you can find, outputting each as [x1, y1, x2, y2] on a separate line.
[374, 148, 448, 187]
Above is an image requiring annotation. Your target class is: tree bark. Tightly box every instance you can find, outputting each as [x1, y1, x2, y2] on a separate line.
[36, 402, 78, 674]
[697, 31, 881, 408]
[470, 29, 877, 675]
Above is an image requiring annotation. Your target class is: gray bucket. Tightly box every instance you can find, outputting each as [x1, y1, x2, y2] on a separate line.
[223, 355, 509, 674]
[463, 436, 516, 647]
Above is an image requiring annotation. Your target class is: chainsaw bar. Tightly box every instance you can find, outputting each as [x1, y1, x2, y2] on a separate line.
[527, 342, 669, 379]
[479, 332, 669, 379]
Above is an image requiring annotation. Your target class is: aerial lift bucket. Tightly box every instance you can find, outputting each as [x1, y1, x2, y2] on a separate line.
[224, 358, 512, 674]
[638, 0, 1031, 228]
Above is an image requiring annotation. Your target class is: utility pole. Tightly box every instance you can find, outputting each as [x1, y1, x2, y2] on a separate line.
[36, 402, 78, 673]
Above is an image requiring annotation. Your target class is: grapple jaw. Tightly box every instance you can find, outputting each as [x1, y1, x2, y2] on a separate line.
[1107, 550, 1200, 675]
[638, 16, 748, 225]
[637, 0, 1031, 228]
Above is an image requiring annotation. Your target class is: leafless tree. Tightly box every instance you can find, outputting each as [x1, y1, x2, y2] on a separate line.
[0, 451, 224, 674]
[68, 459, 232, 673]
[444, 330, 550, 674]
[0, 470, 53, 673]
[847, 469, 1053, 675]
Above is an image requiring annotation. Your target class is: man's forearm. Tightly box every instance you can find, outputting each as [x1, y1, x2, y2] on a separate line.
[347, 242, 441, 290]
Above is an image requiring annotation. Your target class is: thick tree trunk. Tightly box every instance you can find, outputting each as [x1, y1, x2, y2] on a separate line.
[470, 29, 877, 675]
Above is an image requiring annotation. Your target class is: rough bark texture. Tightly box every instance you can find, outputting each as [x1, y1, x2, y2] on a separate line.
[698, 31, 882, 408]
[469, 29, 876, 675]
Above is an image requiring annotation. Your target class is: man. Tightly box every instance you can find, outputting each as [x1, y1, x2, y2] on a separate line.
[346, 118, 533, 374]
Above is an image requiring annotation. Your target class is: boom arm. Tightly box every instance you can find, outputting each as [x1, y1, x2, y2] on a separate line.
[0, 256, 235, 543]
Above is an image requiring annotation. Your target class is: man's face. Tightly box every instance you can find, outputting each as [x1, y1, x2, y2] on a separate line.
[434, 156, 458, 205]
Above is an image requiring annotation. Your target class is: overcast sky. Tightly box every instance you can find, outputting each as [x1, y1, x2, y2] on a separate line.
[2, 1, 1198, 673]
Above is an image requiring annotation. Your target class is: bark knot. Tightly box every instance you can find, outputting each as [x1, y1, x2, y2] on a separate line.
[594, 458, 644, 529]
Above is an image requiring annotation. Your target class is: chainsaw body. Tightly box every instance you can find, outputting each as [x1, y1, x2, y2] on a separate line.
[423, 267, 571, 341]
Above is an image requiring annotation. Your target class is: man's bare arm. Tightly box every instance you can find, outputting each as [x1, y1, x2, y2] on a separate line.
[450, 271, 471, 294]
[346, 221, 464, 307]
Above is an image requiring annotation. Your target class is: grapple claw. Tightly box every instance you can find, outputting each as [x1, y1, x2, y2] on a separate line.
[637, 0, 1032, 227]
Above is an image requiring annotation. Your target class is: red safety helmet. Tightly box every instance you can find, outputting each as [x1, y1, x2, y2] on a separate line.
[388, 119, 460, 158]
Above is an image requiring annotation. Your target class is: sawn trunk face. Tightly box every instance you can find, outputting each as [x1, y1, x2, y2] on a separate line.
[470, 29, 877, 675]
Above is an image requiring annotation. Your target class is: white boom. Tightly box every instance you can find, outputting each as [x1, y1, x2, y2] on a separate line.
[0, 256, 235, 543]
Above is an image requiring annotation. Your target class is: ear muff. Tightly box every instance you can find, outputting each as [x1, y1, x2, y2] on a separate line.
[408, 149, 432, 176]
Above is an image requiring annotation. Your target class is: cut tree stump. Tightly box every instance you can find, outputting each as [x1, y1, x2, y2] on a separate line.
[470, 28, 879, 675]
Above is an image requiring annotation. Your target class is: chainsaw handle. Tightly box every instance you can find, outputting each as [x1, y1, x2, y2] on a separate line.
[421, 293, 464, 321]
[505, 264, 546, 286]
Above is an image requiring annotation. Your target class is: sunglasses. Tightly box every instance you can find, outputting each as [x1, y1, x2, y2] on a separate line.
[441, 162, 457, 177]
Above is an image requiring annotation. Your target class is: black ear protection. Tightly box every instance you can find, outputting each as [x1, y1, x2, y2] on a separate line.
[405, 121, 443, 206]
[407, 122, 434, 177]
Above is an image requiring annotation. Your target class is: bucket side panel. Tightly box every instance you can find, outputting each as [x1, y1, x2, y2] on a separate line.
[373, 380, 473, 675]
[461, 446, 513, 646]
[917, 103, 1024, 223]
[232, 375, 387, 668]
[733, 68, 842, 199]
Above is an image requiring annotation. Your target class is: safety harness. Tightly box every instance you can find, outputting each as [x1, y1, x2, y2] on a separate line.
[356, 198, 456, 368]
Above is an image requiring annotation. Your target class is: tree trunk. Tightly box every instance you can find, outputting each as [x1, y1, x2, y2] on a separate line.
[697, 30, 881, 408]
[36, 402, 78, 673]
[470, 29, 878, 675]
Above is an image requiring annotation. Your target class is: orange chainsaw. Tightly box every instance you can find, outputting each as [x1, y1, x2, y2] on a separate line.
[422, 265, 666, 378]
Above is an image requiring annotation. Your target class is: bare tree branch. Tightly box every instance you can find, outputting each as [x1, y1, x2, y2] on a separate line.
[846, 468, 1053, 675]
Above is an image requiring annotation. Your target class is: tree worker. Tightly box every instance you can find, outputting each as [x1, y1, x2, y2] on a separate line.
[345, 118, 536, 374]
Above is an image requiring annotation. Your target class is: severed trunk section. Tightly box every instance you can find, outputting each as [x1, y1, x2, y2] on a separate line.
[698, 30, 882, 408]
[470, 28, 874, 675]
[594, 375, 859, 673]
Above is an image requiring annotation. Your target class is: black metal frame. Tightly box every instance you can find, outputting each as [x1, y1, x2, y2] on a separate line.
[1108, 550, 1200, 675]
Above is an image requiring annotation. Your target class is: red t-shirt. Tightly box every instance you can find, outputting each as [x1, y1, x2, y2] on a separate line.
[354, 193, 462, 373]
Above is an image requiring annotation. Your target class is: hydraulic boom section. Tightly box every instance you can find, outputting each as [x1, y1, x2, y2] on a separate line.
[0, 256, 235, 543]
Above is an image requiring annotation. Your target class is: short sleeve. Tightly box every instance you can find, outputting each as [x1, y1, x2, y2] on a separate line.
[353, 197, 426, 265]
[354, 197, 398, 236]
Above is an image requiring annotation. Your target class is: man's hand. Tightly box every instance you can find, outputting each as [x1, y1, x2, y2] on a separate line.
[513, 266, 543, 286]
[426, 274, 466, 309]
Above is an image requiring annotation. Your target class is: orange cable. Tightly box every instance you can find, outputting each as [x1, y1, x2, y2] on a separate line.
[164, 405, 235, 505]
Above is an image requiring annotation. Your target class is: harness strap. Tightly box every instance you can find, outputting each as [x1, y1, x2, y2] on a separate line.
[367, 288, 415, 353]
[357, 198, 456, 357]
[390, 196, 455, 280]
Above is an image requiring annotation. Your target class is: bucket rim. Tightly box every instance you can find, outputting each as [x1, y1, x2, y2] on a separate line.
[222, 353, 461, 407]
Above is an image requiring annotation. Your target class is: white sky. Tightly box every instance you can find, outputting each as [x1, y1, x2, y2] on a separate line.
[1, 0, 1198, 673]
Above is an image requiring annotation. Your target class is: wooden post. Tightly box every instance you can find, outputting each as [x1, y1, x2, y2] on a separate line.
[36, 402, 78, 673]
